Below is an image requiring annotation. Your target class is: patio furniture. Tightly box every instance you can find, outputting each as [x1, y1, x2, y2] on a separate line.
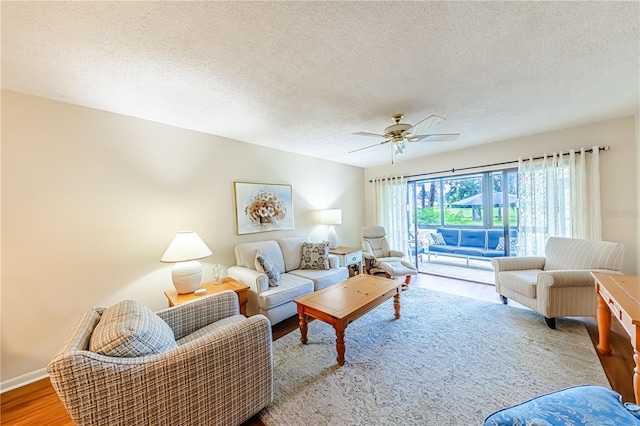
[428, 228, 518, 264]
[47, 291, 274, 426]
[492, 236, 625, 329]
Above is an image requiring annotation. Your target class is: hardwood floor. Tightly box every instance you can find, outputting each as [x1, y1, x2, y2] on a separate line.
[1, 273, 634, 425]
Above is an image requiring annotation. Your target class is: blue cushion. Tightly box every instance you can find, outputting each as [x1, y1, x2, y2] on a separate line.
[453, 247, 484, 256]
[484, 385, 640, 426]
[460, 229, 486, 248]
[428, 245, 457, 254]
[482, 249, 509, 258]
[487, 229, 518, 251]
[436, 228, 459, 246]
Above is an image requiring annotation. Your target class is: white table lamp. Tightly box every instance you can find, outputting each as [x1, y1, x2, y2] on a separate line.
[320, 209, 342, 249]
[160, 231, 212, 294]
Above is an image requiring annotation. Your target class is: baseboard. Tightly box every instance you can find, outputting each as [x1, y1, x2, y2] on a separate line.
[0, 368, 48, 393]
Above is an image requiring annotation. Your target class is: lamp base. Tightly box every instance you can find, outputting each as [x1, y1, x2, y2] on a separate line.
[327, 226, 339, 249]
[172, 260, 203, 294]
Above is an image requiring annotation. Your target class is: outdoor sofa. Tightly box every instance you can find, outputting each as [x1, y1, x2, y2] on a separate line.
[427, 227, 518, 264]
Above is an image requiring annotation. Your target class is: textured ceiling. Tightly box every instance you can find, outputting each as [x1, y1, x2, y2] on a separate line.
[2, 2, 639, 168]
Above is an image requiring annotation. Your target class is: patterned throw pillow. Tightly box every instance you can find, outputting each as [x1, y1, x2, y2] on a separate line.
[89, 300, 177, 357]
[255, 250, 280, 287]
[300, 241, 330, 270]
[430, 232, 446, 245]
[495, 236, 518, 250]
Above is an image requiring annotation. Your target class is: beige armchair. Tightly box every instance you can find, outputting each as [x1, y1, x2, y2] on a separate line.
[47, 291, 273, 426]
[361, 226, 404, 274]
[492, 236, 625, 329]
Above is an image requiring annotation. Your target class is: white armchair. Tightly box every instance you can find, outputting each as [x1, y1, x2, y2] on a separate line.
[361, 226, 404, 274]
[492, 236, 625, 329]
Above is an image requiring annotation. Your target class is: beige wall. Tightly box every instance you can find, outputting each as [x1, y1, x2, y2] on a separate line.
[364, 116, 638, 275]
[636, 110, 640, 276]
[0, 91, 365, 386]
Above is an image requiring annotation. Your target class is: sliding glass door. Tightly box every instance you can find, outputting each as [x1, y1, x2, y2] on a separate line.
[407, 169, 519, 280]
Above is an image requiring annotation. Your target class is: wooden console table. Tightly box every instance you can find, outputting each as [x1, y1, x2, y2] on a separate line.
[592, 272, 639, 404]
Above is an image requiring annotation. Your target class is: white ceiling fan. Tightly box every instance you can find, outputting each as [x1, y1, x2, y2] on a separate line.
[350, 113, 460, 157]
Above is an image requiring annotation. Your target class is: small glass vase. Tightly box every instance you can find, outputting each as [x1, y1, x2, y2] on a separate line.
[213, 264, 222, 285]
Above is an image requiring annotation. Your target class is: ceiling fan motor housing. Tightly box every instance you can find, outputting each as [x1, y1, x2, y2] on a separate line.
[384, 123, 412, 141]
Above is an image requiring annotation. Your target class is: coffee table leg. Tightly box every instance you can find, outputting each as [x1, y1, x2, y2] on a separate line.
[334, 324, 346, 366]
[297, 306, 308, 345]
[394, 292, 401, 319]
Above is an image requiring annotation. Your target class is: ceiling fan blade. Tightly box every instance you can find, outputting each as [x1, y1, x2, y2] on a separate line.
[409, 133, 460, 142]
[406, 114, 446, 136]
[352, 131, 386, 138]
[349, 140, 390, 153]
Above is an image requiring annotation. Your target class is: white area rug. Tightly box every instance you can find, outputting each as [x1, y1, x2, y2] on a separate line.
[259, 289, 609, 425]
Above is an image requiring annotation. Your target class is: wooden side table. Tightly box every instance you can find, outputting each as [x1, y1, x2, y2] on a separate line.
[164, 277, 250, 316]
[329, 246, 363, 276]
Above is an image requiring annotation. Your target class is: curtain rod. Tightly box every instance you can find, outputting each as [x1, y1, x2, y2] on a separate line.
[369, 145, 610, 183]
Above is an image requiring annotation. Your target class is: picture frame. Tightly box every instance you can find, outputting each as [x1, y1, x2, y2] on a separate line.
[234, 182, 294, 235]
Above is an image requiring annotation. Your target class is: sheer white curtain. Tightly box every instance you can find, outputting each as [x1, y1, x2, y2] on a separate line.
[372, 175, 407, 255]
[517, 146, 601, 256]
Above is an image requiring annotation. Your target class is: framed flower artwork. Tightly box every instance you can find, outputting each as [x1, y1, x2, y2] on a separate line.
[234, 182, 294, 235]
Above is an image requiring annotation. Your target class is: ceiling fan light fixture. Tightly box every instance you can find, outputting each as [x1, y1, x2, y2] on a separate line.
[393, 141, 406, 155]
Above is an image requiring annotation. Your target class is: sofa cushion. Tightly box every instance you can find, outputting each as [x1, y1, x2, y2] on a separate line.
[428, 244, 457, 254]
[460, 229, 486, 249]
[484, 385, 640, 426]
[483, 249, 509, 258]
[437, 228, 460, 246]
[487, 229, 518, 252]
[235, 240, 286, 273]
[89, 300, 177, 357]
[453, 247, 485, 257]
[300, 241, 330, 270]
[498, 270, 540, 298]
[255, 250, 281, 287]
[258, 274, 314, 310]
[277, 237, 309, 272]
[289, 267, 349, 291]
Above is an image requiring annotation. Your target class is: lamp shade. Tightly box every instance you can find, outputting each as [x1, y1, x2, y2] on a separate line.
[160, 231, 212, 263]
[320, 209, 342, 225]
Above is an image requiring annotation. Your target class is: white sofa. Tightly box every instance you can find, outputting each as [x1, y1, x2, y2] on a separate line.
[228, 237, 349, 325]
[492, 236, 625, 329]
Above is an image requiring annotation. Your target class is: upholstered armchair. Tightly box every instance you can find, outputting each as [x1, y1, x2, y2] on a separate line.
[492, 236, 625, 329]
[47, 291, 273, 426]
[361, 226, 404, 274]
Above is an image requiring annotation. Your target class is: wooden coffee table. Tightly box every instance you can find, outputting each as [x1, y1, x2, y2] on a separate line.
[294, 274, 402, 366]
